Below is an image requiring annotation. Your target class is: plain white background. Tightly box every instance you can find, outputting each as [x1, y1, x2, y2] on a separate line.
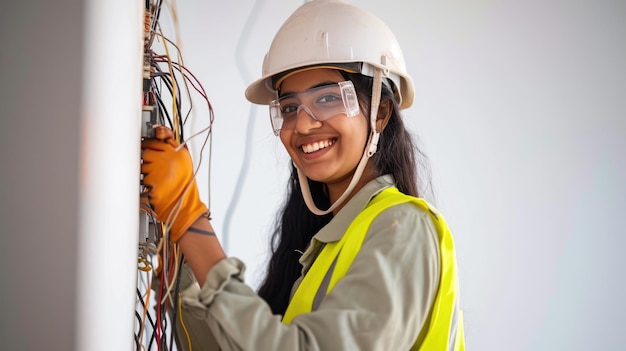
[170, 1, 626, 350]
[0, 0, 624, 350]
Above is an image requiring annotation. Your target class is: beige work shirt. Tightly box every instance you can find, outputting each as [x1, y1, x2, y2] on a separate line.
[174, 175, 440, 350]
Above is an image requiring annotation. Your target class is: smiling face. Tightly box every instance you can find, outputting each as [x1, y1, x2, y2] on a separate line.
[277, 68, 371, 190]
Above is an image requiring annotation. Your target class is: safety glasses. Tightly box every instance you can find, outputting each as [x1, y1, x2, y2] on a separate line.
[269, 80, 360, 135]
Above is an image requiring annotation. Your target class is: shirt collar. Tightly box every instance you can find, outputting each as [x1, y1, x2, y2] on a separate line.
[313, 174, 395, 243]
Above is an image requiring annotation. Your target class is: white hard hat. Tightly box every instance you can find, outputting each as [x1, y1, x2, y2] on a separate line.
[245, 0, 415, 109]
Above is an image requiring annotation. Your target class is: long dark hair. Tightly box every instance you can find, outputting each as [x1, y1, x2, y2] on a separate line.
[257, 70, 432, 315]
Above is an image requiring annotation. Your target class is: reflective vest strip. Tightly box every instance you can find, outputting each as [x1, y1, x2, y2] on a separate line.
[282, 234, 347, 324]
[282, 187, 465, 351]
[282, 188, 398, 324]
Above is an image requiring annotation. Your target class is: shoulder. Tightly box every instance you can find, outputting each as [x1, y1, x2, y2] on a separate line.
[370, 200, 438, 239]
[353, 200, 441, 316]
[362, 200, 441, 264]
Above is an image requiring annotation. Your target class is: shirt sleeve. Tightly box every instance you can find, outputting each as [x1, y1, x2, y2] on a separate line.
[178, 203, 441, 350]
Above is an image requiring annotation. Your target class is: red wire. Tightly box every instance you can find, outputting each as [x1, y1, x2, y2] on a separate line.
[168, 243, 177, 284]
[156, 241, 177, 351]
[156, 267, 164, 351]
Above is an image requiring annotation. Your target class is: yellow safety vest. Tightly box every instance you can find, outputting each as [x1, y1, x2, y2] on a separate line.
[283, 187, 465, 350]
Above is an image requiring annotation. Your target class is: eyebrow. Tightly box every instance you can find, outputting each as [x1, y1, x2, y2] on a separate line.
[278, 81, 339, 98]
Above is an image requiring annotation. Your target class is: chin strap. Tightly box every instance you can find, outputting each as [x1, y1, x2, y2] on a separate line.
[367, 67, 383, 157]
[298, 68, 384, 216]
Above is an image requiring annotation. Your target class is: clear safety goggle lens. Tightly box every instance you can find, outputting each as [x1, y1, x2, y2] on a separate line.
[269, 80, 360, 135]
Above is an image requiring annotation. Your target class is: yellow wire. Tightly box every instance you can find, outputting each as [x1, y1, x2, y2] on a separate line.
[138, 268, 152, 348]
[161, 243, 179, 304]
[164, 0, 194, 129]
[161, 36, 194, 128]
[141, 3, 204, 350]
[156, 24, 181, 143]
[178, 293, 193, 351]
[138, 257, 152, 272]
[154, 225, 167, 281]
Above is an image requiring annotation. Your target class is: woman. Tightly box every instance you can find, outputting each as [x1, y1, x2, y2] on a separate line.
[141, 0, 465, 349]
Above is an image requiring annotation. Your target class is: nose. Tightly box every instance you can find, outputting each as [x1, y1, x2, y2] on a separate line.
[294, 105, 322, 133]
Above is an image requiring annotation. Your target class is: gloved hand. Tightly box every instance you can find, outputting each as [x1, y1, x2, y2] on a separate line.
[141, 126, 208, 242]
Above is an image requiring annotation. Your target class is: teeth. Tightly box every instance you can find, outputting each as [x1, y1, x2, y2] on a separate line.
[302, 139, 333, 153]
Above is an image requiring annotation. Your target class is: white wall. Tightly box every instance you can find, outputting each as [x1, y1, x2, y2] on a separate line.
[1, 0, 623, 350]
[174, 1, 626, 350]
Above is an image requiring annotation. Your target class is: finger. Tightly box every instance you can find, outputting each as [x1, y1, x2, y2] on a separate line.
[166, 137, 179, 149]
[140, 148, 166, 163]
[140, 162, 157, 175]
[140, 151, 164, 167]
[141, 172, 160, 192]
[141, 139, 174, 152]
[154, 125, 174, 140]
[154, 126, 180, 148]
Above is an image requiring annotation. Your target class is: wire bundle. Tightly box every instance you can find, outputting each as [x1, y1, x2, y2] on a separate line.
[136, 1, 214, 350]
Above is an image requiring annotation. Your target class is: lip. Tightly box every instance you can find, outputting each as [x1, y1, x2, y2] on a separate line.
[297, 137, 336, 159]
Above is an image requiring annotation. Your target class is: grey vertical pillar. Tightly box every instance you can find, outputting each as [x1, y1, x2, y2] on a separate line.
[0, 0, 143, 350]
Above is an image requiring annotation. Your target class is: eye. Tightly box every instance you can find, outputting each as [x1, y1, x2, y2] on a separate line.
[281, 103, 298, 115]
[317, 94, 341, 104]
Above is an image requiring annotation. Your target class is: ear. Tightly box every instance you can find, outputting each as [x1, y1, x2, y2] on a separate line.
[375, 98, 393, 132]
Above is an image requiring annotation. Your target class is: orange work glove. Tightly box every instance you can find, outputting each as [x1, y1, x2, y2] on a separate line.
[141, 126, 208, 242]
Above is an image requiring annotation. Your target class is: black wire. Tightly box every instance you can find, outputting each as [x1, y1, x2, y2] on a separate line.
[167, 68, 185, 140]
[150, 67, 177, 124]
[136, 274, 159, 351]
[152, 37, 193, 129]
[135, 289, 144, 351]
[151, 81, 174, 130]
[148, 271, 167, 351]
[151, 59, 184, 140]
[169, 254, 186, 351]
[144, 53, 176, 132]
[145, 0, 162, 52]
[135, 310, 142, 351]
[162, 57, 199, 127]
[149, 0, 164, 49]
[148, 321, 156, 351]
[136, 287, 157, 331]
[148, 54, 188, 142]
[142, 1, 179, 349]
[147, 54, 176, 131]
[159, 278, 169, 351]
[153, 0, 163, 32]
[141, 4, 210, 350]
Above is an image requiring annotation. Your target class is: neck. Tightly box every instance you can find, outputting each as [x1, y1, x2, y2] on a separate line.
[325, 165, 378, 215]
[297, 146, 373, 216]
